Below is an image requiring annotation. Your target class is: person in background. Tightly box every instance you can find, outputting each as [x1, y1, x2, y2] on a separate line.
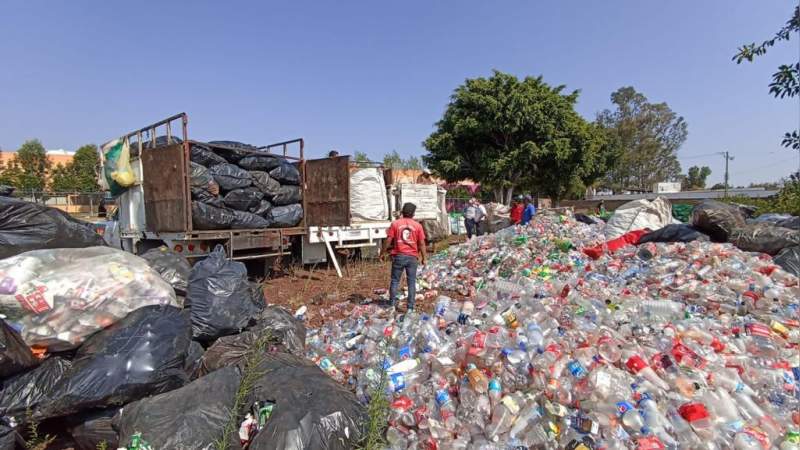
[597, 200, 607, 216]
[509, 195, 524, 225]
[416, 168, 435, 184]
[474, 197, 488, 236]
[521, 195, 537, 225]
[463, 198, 478, 239]
[381, 203, 427, 312]
[328, 150, 340, 157]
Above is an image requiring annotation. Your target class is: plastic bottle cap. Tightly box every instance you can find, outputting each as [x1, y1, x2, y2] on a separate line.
[678, 402, 710, 422]
[625, 355, 648, 373]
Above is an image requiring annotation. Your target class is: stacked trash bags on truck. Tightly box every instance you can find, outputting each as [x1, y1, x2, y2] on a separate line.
[189, 140, 304, 230]
[0, 201, 363, 449]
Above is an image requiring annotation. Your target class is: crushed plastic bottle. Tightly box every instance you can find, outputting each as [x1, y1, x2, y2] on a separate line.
[307, 212, 800, 449]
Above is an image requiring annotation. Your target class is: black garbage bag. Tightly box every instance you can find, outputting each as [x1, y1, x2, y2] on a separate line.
[638, 224, 709, 244]
[188, 245, 263, 341]
[239, 154, 285, 171]
[232, 210, 272, 229]
[208, 140, 258, 163]
[245, 353, 366, 450]
[0, 419, 21, 450]
[0, 357, 72, 421]
[190, 142, 227, 167]
[249, 171, 282, 198]
[224, 187, 264, 211]
[190, 162, 220, 193]
[268, 204, 303, 228]
[776, 216, 800, 230]
[40, 305, 191, 419]
[0, 185, 14, 197]
[0, 197, 105, 259]
[0, 319, 38, 379]
[270, 185, 302, 206]
[198, 307, 306, 376]
[209, 163, 252, 192]
[250, 306, 306, 356]
[192, 201, 236, 230]
[196, 330, 262, 376]
[184, 341, 205, 379]
[691, 200, 746, 242]
[191, 187, 225, 208]
[774, 245, 800, 276]
[250, 199, 273, 216]
[268, 162, 301, 185]
[729, 223, 800, 255]
[69, 407, 120, 450]
[115, 366, 241, 450]
[574, 213, 596, 225]
[139, 246, 192, 296]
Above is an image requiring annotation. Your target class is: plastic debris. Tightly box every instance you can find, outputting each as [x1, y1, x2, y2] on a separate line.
[306, 211, 800, 449]
[0, 247, 177, 351]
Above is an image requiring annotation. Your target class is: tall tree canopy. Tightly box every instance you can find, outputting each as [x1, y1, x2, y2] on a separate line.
[424, 71, 616, 204]
[383, 150, 422, 170]
[597, 87, 687, 192]
[682, 165, 712, 190]
[3, 139, 51, 191]
[50, 144, 100, 192]
[734, 5, 800, 150]
[353, 151, 371, 163]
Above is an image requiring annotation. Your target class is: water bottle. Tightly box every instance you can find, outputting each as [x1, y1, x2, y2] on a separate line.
[434, 388, 458, 429]
[639, 300, 684, 321]
[624, 354, 670, 391]
[485, 394, 521, 439]
[525, 322, 544, 350]
[596, 333, 622, 363]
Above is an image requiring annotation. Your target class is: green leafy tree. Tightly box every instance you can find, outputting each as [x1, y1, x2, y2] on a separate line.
[710, 182, 730, 191]
[682, 165, 712, 190]
[12, 140, 51, 191]
[424, 70, 614, 204]
[0, 157, 23, 187]
[734, 5, 800, 150]
[49, 145, 100, 192]
[383, 150, 423, 170]
[353, 151, 371, 163]
[597, 87, 687, 192]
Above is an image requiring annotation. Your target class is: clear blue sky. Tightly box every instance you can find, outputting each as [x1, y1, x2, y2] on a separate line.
[1, 1, 798, 186]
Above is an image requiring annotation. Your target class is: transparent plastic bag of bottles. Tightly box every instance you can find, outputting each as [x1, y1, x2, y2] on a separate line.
[0, 247, 177, 351]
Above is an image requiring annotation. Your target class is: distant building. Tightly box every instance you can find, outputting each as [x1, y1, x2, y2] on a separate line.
[0, 149, 75, 169]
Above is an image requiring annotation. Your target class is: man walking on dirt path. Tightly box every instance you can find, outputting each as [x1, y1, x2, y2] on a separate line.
[381, 202, 427, 312]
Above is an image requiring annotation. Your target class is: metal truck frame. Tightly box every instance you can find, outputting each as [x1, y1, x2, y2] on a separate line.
[100, 113, 306, 263]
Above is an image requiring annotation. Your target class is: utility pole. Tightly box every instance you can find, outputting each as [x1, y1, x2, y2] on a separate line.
[718, 151, 734, 197]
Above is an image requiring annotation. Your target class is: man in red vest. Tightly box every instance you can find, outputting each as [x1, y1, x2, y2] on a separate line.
[381, 203, 427, 311]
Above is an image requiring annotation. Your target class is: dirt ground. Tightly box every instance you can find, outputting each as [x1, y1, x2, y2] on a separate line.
[261, 235, 466, 327]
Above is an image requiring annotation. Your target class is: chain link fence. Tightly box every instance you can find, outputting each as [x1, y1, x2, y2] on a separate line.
[9, 190, 112, 220]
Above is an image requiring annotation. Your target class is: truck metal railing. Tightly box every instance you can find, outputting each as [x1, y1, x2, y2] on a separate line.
[261, 138, 304, 161]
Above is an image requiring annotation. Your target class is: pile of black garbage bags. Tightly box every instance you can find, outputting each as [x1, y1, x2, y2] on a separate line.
[190, 140, 304, 230]
[636, 200, 800, 276]
[0, 244, 364, 450]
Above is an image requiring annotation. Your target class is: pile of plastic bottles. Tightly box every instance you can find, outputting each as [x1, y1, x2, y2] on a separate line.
[307, 213, 800, 449]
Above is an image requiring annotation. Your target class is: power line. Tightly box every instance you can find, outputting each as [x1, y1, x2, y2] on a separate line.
[731, 156, 797, 175]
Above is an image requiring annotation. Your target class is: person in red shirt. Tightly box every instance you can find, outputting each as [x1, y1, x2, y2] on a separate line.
[381, 202, 427, 311]
[509, 196, 524, 225]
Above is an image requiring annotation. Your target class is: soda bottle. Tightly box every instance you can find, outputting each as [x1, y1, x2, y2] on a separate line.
[466, 363, 489, 393]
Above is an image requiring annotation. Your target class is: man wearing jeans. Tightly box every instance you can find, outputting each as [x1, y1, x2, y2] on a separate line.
[381, 203, 427, 311]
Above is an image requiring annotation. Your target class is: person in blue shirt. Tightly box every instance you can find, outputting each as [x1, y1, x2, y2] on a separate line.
[521, 195, 536, 225]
